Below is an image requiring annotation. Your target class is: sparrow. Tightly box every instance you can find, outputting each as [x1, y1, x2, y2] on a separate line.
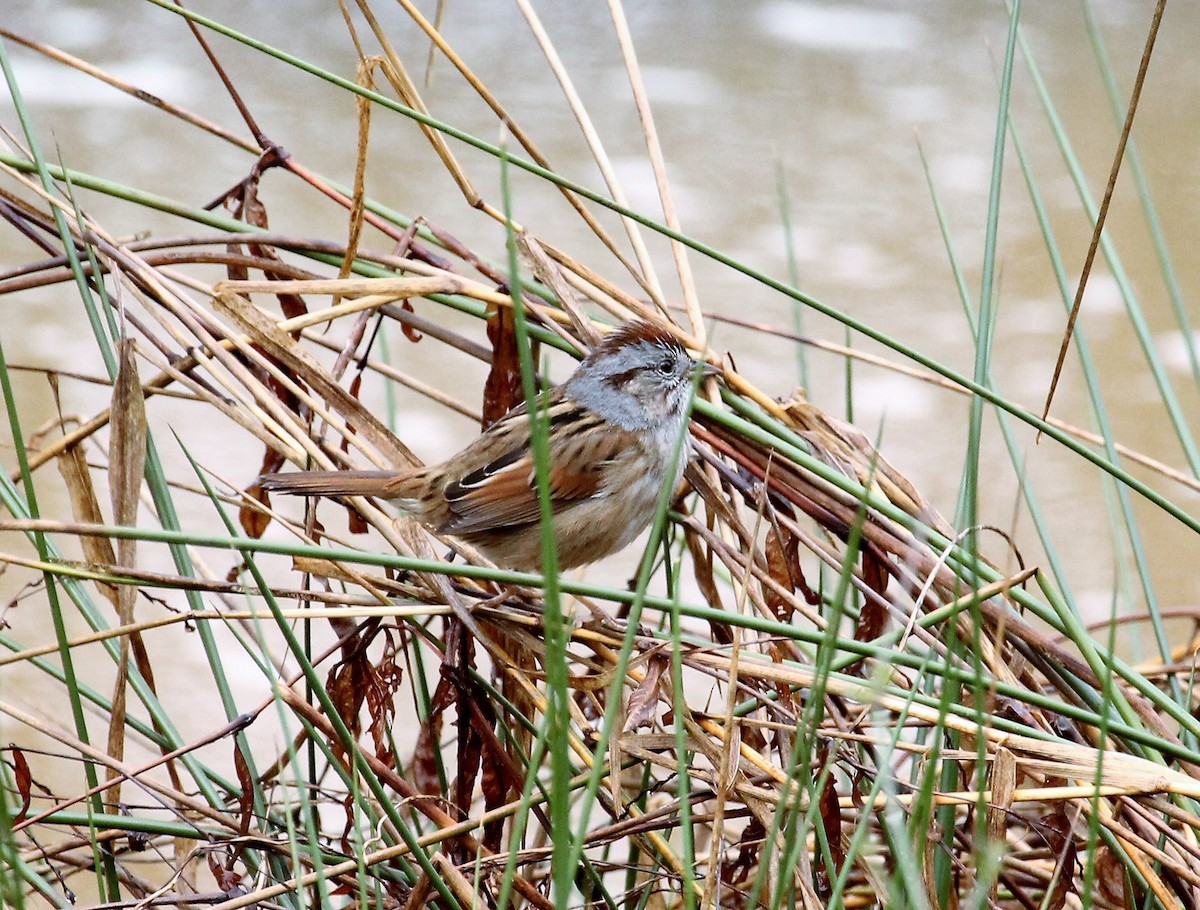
[260, 320, 718, 571]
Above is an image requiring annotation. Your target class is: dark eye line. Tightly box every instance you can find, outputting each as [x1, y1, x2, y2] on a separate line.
[606, 367, 639, 389]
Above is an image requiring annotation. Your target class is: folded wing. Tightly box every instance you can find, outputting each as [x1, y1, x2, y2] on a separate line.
[439, 407, 638, 535]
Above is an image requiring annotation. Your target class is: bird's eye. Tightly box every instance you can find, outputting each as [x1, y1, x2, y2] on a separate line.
[656, 355, 676, 374]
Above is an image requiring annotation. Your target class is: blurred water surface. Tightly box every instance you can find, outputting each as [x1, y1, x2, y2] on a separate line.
[3, 1, 1200, 678]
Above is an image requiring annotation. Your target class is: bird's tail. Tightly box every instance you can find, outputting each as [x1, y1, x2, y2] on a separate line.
[259, 469, 417, 499]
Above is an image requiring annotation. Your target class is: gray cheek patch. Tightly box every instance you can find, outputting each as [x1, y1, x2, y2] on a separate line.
[564, 371, 653, 430]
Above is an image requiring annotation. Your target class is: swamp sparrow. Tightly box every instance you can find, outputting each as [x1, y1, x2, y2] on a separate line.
[261, 320, 718, 571]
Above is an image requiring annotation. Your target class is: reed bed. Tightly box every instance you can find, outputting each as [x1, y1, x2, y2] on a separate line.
[2, 3, 1199, 909]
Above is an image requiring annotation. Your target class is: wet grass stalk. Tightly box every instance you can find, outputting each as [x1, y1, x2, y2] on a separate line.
[499, 138, 573, 910]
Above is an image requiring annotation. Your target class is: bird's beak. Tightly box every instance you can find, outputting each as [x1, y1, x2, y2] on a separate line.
[689, 361, 722, 381]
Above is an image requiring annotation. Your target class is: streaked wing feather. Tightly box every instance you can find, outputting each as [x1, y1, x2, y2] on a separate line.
[440, 413, 638, 535]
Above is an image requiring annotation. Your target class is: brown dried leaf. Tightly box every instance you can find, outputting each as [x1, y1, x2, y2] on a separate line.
[813, 745, 844, 898]
[792, 541, 822, 606]
[454, 700, 483, 825]
[994, 694, 1042, 731]
[233, 185, 269, 230]
[444, 621, 482, 839]
[399, 300, 423, 343]
[684, 527, 730, 642]
[365, 633, 403, 764]
[741, 720, 767, 753]
[482, 306, 530, 428]
[1094, 845, 1128, 906]
[862, 547, 890, 598]
[233, 740, 254, 838]
[270, 283, 308, 323]
[239, 482, 272, 539]
[345, 374, 369, 535]
[764, 526, 795, 621]
[849, 603, 883, 654]
[226, 182, 309, 324]
[854, 550, 889, 645]
[492, 629, 537, 764]
[221, 183, 254, 282]
[1038, 805, 1077, 910]
[623, 655, 667, 733]
[207, 851, 242, 894]
[57, 444, 118, 605]
[411, 676, 455, 794]
[106, 338, 147, 806]
[345, 372, 364, 438]
[239, 449, 284, 539]
[261, 351, 303, 413]
[685, 527, 723, 610]
[11, 746, 31, 825]
[325, 656, 368, 752]
[722, 818, 765, 886]
[110, 338, 147, 563]
[480, 748, 509, 854]
[339, 791, 358, 856]
[224, 246, 249, 283]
